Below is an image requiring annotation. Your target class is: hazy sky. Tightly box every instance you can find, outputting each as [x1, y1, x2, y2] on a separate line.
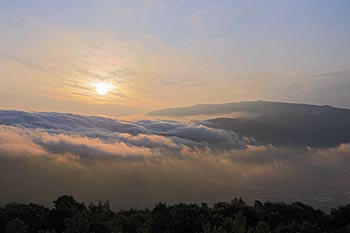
[1, 0, 350, 116]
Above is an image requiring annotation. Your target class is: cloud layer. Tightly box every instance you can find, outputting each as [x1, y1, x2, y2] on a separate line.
[1, 110, 350, 210]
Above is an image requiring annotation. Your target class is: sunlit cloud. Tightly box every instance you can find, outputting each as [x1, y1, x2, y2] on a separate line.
[1, 113, 350, 209]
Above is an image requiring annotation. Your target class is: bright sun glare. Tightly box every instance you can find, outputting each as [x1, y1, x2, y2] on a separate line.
[94, 82, 112, 96]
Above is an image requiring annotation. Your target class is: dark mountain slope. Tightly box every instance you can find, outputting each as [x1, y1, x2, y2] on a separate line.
[203, 108, 350, 147]
[202, 117, 300, 147]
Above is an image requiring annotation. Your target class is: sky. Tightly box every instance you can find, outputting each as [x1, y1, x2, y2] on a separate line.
[1, 0, 350, 116]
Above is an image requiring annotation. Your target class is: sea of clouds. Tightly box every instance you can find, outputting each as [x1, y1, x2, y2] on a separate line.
[1, 110, 350, 210]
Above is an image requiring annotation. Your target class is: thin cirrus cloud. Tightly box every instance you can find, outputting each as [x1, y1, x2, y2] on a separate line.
[1, 0, 350, 115]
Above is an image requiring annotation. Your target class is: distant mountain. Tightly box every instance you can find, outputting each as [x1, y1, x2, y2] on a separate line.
[149, 101, 350, 147]
[202, 108, 350, 147]
[202, 117, 294, 146]
[148, 100, 337, 117]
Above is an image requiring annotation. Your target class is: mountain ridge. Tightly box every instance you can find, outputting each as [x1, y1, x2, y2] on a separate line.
[148, 100, 345, 117]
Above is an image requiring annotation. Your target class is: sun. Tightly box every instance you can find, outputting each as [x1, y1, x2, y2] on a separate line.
[93, 82, 112, 96]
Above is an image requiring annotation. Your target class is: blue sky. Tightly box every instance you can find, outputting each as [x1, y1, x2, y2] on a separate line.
[1, 0, 350, 115]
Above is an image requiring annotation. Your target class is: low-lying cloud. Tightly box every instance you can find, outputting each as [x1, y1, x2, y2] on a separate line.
[1, 110, 350, 210]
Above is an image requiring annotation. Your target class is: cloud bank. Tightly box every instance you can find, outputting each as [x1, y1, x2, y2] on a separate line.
[1, 110, 350, 210]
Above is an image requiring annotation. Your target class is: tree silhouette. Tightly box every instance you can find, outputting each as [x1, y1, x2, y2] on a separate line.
[5, 218, 28, 233]
[1, 195, 350, 233]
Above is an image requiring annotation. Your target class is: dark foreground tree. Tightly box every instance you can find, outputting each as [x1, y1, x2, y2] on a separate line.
[1, 196, 350, 233]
